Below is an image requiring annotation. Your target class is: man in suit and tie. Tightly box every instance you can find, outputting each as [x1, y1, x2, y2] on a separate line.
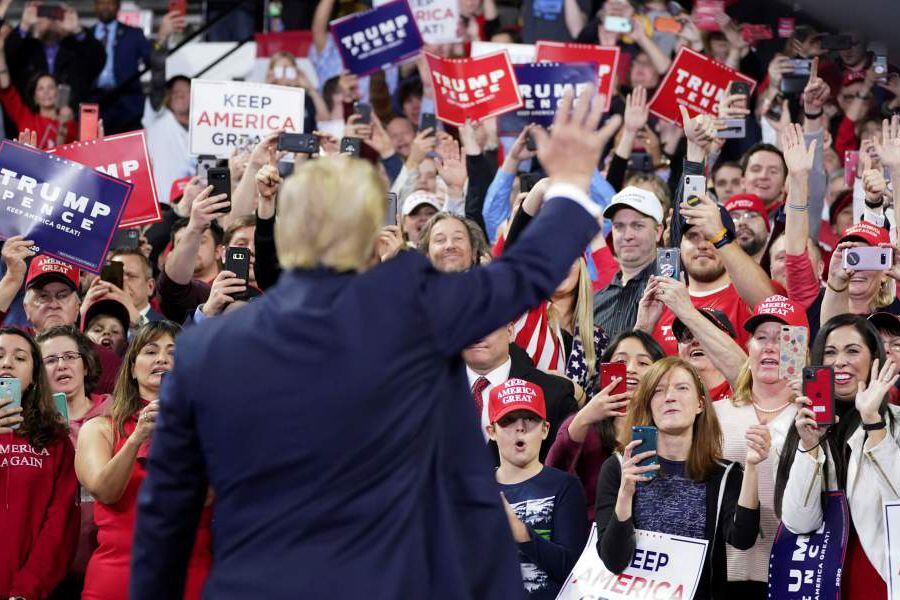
[91, 0, 184, 134]
[130, 90, 607, 599]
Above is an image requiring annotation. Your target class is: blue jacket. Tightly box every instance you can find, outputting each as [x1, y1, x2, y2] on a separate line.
[97, 21, 152, 130]
[130, 192, 600, 599]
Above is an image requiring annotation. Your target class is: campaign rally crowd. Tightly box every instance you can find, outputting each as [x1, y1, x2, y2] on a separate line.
[0, 0, 899, 598]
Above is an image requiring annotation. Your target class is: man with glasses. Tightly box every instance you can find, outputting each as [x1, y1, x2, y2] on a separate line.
[724, 194, 770, 263]
[868, 312, 900, 405]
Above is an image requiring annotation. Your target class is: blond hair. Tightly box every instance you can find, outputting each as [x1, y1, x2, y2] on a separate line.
[548, 258, 596, 382]
[276, 156, 385, 271]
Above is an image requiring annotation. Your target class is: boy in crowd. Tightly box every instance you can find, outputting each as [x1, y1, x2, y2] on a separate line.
[487, 379, 587, 600]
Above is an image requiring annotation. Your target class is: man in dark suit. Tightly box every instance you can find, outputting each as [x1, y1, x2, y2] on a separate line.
[464, 324, 578, 462]
[130, 90, 607, 599]
[91, 0, 184, 133]
[3, 3, 105, 111]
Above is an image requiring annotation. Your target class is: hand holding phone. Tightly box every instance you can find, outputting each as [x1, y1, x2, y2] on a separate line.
[656, 248, 681, 279]
[802, 366, 835, 426]
[683, 175, 706, 206]
[100, 261, 125, 290]
[631, 426, 659, 480]
[600, 362, 628, 413]
[224, 247, 251, 300]
[207, 167, 232, 213]
[340, 137, 362, 156]
[0, 378, 23, 431]
[842, 246, 892, 271]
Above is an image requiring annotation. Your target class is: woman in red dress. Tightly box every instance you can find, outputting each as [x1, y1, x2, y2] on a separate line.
[76, 321, 212, 600]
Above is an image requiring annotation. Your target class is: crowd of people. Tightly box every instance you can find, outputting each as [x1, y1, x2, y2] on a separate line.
[0, 0, 899, 598]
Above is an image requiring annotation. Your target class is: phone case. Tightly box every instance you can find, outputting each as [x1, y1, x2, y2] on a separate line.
[803, 367, 835, 426]
[79, 104, 99, 142]
[600, 362, 627, 412]
[632, 426, 659, 479]
[340, 137, 362, 156]
[656, 248, 680, 279]
[603, 16, 632, 33]
[420, 114, 437, 132]
[842, 247, 893, 271]
[207, 168, 232, 211]
[100, 262, 124, 289]
[779, 325, 808, 380]
[844, 151, 859, 188]
[225, 247, 250, 299]
[683, 175, 706, 205]
[716, 119, 746, 139]
[53, 392, 69, 423]
[653, 16, 683, 34]
[0, 378, 22, 430]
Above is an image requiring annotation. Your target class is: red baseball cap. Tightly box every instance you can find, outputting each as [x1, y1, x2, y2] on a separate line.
[725, 193, 770, 231]
[829, 190, 853, 226]
[743, 294, 809, 333]
[169, 176, 192, 203]
[25, 255, 79, 291]
[841, 70, 866, 89]
[838, 221, 891, 247]
[488, 378, 547, 423]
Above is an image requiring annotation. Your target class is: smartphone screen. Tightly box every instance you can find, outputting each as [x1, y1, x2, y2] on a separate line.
[802, 366, 835, 426]
[0, 378, 22, 430]
[224, 247, 250, 300]
[207, 167, 231, 213]
[632, 425, 659, 479]
[79, 103, 99, 141]
[100, 261, 124, 289]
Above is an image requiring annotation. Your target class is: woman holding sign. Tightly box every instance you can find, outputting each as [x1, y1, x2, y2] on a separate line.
[776, 314, 900, 599]
[594, 357, 767, 600]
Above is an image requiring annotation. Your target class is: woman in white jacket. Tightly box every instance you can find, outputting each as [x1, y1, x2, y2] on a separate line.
[776, 313, 900, 599]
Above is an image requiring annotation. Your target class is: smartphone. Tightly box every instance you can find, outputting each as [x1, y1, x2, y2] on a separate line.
[842, 246, 893, 271]
[779, 325, 808, 380]
[785, 58, 813, 76]
[716, 118, 746, 139]
[207, 167, 231, 213]
[340, 137, 362, 156]
[53, 392, 69, 424]
[519, 172, 542, 194]
[728, 81, 750, 98]
[843, 150, 860, 188]
[765, 93, 785, 122]
[420, 113, 437, 134]
[628, 152, 653, 172]
[683, 175, 706, 206]
[653, 16, 683, 34]
[354, 102, 372, 125]
[600, 361, 627, 400]
[874, 55, 889, 83]
[56, 83, 71, 111]
[525, 131, 537, 152]
[656, 247, 681, 279]
[781, 75, 809, 96]
[100, 261, 124, 289]
[167, 0, 186, 15]
[196, 155, 217, 181]
[224, 246, 250, 300]
[111, 227, 141, 250]
[604, 15, 632, 33]
[37, 3, 64, 19]
[819, 34, 853, 51]
[0, 378, 22, 430]
[802, 366, 835, 426]
[79, 103, 99, 141]
[631, 425, 659, 479]
[385, 192, 398, 226]
[277, 132, 319, 154]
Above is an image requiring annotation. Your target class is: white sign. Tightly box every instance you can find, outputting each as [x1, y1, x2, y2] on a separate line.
[886, 501, 900, 600]
[188, 79, 305, 157]
[471, 41, 535, 64]
[556, 526, 708, 600]
[374, 0, 460, 43]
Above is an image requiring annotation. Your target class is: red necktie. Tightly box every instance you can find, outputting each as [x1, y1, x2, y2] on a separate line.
[472, 377, 490, 418]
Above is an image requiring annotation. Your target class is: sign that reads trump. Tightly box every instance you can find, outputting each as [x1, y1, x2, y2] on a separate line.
[649, 47, 756, 125]
[534, 41, 619, 111]
[189, 79, 304, 158]
[374, 0, 460, 44]
[331, 0, 424, 76]
[0, 141, 131, 273]
[425, 51, 522, 126]
[498, 62, 597, 136]
[48, 130, 162, 229]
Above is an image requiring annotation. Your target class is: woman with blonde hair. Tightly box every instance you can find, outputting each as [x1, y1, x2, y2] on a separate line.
[265, 50, 329, 130]
[595, 356, 768, 600]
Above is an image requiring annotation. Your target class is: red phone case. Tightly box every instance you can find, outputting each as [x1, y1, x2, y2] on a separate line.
[803, 367, 835, 426]
[79, 104, 99, 141]
[168, 0, 186, 14]
[600, 362, 627, 412]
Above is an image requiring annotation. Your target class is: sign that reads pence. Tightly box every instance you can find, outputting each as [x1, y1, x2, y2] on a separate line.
[425, 51, 522, 126]
[0, 141, 131, 273]
[648, 47, 756, 126]
[189, 79, 304, 157]
[498, 62, 597, 136]
[331, 0, 424, 75]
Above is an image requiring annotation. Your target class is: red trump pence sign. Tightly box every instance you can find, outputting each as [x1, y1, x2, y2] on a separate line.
[425, 51, 522, 126]
[534, 42, 619, 112]
[648, 48, 756, 125]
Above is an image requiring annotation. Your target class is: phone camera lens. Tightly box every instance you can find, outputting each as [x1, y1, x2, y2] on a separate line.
[847, 251, 860, 266]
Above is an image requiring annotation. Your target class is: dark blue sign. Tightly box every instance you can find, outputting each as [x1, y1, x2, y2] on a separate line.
[498, 62, 597, 136]
[768, 492, 848, 600]
[0, 141, 132, 273]
[330, 1, 424, 76]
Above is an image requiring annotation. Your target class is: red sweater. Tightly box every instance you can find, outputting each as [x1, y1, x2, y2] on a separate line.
[0, 431, 79, 599]
[0, 85, 77, 150]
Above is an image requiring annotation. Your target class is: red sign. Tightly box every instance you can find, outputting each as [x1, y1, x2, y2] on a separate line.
[254, 31, 313, 58]
[648, 48, 756, 126]
[777, 17, 795, 39]
[534, 42, 619, 112]
[692, 0, 724, 31]
[48, 131, 162, 229]
[425, 51, 522, 126]
[741, 24, 774, 44]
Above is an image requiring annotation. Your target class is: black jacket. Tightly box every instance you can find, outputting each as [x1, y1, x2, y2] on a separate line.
[594, 456, 760, 600]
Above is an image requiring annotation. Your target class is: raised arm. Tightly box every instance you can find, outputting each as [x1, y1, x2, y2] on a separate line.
[229, 131, 280, 224]
[782, 123, 817, 256]
[312, 0, 337, 53]
[164, 186, 229, 285]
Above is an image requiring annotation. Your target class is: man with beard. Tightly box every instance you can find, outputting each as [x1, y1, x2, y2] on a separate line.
[638, 195, 776, 355]
[724, 194, 770, 263]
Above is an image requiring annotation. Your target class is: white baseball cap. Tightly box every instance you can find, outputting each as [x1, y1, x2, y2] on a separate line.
[402, 190, 442, 216]
[602, 186, 664, 224]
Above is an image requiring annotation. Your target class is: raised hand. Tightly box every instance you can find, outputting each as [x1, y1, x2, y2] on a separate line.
[860, 151, 887, 205]
[255, 148, 282, 220]
[623, 86, 649, 134]
[187, 186, 230, 233]
[802, 58, 829, 116]
[202, 270, 246, 316]
[634, 277, 664, 332]
[873, 115, 900, 172]
[406, 128, 437, 168]
[745, 424, 771, 465]
[436, 135, 466, 190]
[1, 236, 35, 283]
[679, 192, 725, 241]
[793, 395, 827, 452]
[618, 440, 659, 500]
[532, 88, 607, 191]
[855, 357, 898, 422]
[131, 401, 159, 444]
[781, 123, 817, 175]
[0, 393, 23, 433]
[680, 105, 717, 160]
[17, 128, 37, 148]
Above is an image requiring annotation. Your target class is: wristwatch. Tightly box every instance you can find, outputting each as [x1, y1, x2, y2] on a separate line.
[712, 230, 733, 249]
[862, 419, 886, 431]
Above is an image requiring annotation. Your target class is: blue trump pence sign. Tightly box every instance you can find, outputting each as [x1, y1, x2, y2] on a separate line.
[330, 0, 424, 76]
[0, 141, 132, 273]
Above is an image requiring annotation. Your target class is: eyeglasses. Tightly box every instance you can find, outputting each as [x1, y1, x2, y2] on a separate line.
[42, 352, 82, 366]
[33, 289, 74, 306]
[730, 210, 763, 223]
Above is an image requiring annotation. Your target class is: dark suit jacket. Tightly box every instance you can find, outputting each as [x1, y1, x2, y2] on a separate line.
[95, 21, 153, 133]
[129, 195, 600, 599]
[3, 29, 105, 110]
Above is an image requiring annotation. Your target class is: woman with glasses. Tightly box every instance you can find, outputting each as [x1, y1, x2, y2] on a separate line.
[76, 321, 212, 600]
